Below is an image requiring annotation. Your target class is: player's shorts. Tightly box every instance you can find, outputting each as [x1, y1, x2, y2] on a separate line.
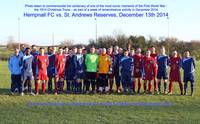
[38, 72, 48, 80]
[169, 71, 181, 82]
[55, 72, 65, 79]
[86, 72, 96, 81]
[65, 71, 75, 80]
[184, 73, 194, 83]
[108, 74, 114, 79]
[47, 68, 56, 77]
[96, 73, 99, 78]
[23, 73, 34, 82]
[133, 68, 142, 78]
[75, 72, 85, 80]
[121, 72, 132, 84]
[144, 74, 154, 81]
[99, 74, 109, 87]
[157, 70, 168, 80]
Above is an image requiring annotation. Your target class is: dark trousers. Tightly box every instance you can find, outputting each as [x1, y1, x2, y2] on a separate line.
[23, 76, 33, 93]
[114, 74, 121, 88]
[11, 74, 22, 93]
[48, 76, 55, 92]
[66, 80, 74, 92]
[121, 72, 132, 91]
[86, 72, 96, 92]
[99, 74, 108, 87]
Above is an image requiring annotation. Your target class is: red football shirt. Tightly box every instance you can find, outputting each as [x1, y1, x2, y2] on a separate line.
[37, 55, 48, 80]
[169, 56, 181, 82]
[150, 53, 158, 63]
[150, 53, 158, 76]
[55, 54, 65, 78]
[143, 56, 157, 80]
[133, 54, 143, 77]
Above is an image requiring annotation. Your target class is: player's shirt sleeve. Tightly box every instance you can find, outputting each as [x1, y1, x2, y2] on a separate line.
[141, 57, 145, 78]
[74, 55, 77, 70]
[153, 58, 157, 77]
[84, 54, 88, 69]
[96, 54, 99, 66]
[167, 56, 170, 66]
[180, 58, 184, 69]
[22, 56, 26, 73]
[55, 55, 57, 65]
[8, 57, 12, 73]
[192, 57, 196, 69]
[35, 56, 39, 75]
[46, 56, 49, 67]
[108, 55, 112, 70]
[178, 57, 182, 69]
[119, 57, 123, 76]
[169, 57, 172, 66]
[130, 58, 134, 76]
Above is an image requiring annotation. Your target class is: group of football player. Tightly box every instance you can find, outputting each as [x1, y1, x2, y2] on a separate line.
[8, 44, 195, 96]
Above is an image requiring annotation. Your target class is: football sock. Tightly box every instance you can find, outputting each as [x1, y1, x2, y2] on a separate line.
[42, 81, 46, 94]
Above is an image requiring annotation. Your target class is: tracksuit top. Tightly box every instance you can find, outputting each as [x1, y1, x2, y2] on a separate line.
[31, 51, 39, 75]
[47, 52, 56, 75]
[157, 55, 169, 72]
[74, 54, 85, 73]
[113, 53, 123, 75]
[19, 49, 25, 57]
[181, 57, 195, 76]
[65, 55, 76, 79]
[22, 54, 33, 75]
[120, 56, 134, 74]
[8, 54, 22, 75]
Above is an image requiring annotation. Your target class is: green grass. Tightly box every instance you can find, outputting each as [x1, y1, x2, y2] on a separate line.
[0, 61, 200, 124]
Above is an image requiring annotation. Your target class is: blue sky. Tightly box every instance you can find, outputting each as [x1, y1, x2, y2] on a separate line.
[0, 0, 199, 45]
